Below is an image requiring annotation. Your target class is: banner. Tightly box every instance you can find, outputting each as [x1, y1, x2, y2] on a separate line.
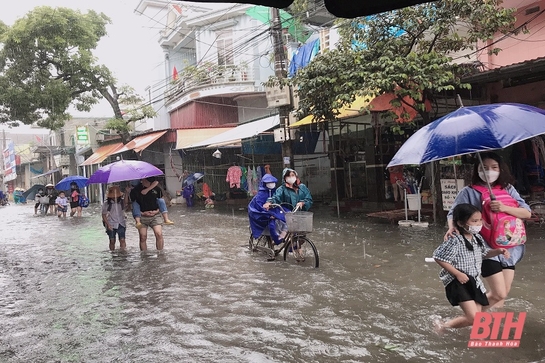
[3, 142, 17, 182]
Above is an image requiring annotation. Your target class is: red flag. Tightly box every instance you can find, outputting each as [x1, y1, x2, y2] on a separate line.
[173, 66, 179, 81]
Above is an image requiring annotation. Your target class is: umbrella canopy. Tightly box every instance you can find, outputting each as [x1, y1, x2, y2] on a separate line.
[183, 172, 204, 186]
[177, 0, 435, 18]
[87, 160, 164, 184]
[22, 184, 45, 201]
[56, 176, 89, 191]
[387, 103, 545, 167]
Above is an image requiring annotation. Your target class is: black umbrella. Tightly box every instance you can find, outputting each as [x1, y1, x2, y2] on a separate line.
[174, 0, 436, 18]
[22, 184, 45, 201]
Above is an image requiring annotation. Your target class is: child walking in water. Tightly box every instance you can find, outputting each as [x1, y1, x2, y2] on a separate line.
[55, 191, 68, 218]
[102, 186, 127, 251]
[433, 203, 510, 333]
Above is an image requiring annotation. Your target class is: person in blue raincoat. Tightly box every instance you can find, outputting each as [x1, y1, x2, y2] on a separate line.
[248, 174, 287, 245]
[264, 168, 313, 212]
[182, 182, 195, 207]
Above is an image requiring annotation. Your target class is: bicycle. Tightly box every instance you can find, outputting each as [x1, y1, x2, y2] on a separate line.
[248, 204, 319, 268]
[528, 200, 545, 225]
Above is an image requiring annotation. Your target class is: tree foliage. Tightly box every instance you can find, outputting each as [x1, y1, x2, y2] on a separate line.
[293, 0, 518, 124]
[0, 6, 155, 132]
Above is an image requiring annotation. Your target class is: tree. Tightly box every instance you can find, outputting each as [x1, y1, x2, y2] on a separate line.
[294, 0, 519, 124]
[288, 0, 519, 221]
[0, 6, 155, 136]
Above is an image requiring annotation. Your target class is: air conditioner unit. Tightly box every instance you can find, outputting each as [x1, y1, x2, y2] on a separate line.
[96, 133, 105, 141]
[274, 128, 297, 142]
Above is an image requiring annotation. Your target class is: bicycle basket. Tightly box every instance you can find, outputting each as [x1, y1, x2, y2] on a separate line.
[285, 211, 313, 233]
[40, 196, 50, 204]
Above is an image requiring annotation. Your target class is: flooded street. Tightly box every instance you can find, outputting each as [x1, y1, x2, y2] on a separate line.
[1, 203, 544, 363]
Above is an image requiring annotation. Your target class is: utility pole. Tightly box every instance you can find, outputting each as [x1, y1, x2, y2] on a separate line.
[270, 7, 293, 169]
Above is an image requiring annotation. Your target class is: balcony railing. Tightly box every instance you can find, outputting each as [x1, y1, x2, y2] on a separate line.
[165, 64, 255, 104]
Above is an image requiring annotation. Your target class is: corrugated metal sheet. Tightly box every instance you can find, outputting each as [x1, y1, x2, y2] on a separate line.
[170, 97, 239, 129]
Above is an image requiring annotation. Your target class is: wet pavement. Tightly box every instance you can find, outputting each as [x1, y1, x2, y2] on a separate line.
[0, 202, 544, 362]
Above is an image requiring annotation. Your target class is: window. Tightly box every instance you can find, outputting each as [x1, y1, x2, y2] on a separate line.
[217, 30, 234, 66]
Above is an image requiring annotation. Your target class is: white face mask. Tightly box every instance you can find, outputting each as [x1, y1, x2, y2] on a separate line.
[266, 183, 276, 189]
[285, 176, 297, 185]
[478, 170, 500, 183]
[467, 225, 483, 234]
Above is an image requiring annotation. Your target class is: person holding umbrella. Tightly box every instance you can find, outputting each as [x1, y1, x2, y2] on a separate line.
[129, 177, 164, 251]
[125, 179, 174, 227]
[444, 152, 531, 309]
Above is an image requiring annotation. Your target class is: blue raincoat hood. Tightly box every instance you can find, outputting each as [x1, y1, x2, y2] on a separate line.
[259, 174, 278, 192]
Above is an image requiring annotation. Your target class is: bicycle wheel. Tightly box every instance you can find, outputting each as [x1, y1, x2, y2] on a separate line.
[248, 233, 272, 252]
[283, 234, 319, 268]
[529, 201, 545, 224]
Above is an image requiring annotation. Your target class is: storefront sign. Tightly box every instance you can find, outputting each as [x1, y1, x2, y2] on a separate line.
[76, 126, 89, 145]
[3, 142, 17, 182]
[440, 179, 465, 211]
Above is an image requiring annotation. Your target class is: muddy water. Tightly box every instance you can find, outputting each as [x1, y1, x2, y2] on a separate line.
[0, 203, 544, 362]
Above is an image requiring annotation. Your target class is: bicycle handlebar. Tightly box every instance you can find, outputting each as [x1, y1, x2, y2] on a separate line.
[268, 203, 300, 213]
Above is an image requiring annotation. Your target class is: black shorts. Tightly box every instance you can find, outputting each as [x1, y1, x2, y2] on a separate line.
[481, 259, 515, 277]
[70, 201, 80, 209]
[445, 276, 489, 307]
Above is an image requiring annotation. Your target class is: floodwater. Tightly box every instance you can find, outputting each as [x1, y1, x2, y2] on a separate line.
[0, 202, 544, 363]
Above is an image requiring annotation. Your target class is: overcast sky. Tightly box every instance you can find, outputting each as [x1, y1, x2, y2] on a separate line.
[0, 0, 166, 118]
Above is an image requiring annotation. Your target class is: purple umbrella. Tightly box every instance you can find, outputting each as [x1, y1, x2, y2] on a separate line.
[87, 160, 163, 184]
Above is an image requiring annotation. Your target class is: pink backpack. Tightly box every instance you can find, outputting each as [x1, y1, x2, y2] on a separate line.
[472, 185, 526, 249]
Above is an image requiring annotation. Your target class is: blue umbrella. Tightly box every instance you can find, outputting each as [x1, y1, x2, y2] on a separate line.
[183, 172, 204, 186]
[56, 175, 89, 191]
[387, 103, 545, 167]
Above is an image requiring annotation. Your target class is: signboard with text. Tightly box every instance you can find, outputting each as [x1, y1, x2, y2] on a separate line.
[76, 126, 89, 145]
[3, 142, 17, 182]
[440, 179, 466, 211]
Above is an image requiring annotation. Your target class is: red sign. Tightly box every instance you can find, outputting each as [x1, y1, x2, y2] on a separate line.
[469, 312, 526, 348]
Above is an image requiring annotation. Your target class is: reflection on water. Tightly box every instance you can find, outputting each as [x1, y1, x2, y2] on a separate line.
[0, 203, 544, 362]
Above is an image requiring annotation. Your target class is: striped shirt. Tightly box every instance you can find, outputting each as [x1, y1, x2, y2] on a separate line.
[432, 234, 491, 292]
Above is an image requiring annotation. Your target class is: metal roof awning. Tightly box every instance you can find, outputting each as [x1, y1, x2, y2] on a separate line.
[80, 131, 167, 166]
[31, 168, 60, 179]
[184, 115, 280, 149]
[290, 96, 371, 128]
[80, 143, 125, 166]
[113, 130, 168, 155]
[175, 127, 234, 150]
